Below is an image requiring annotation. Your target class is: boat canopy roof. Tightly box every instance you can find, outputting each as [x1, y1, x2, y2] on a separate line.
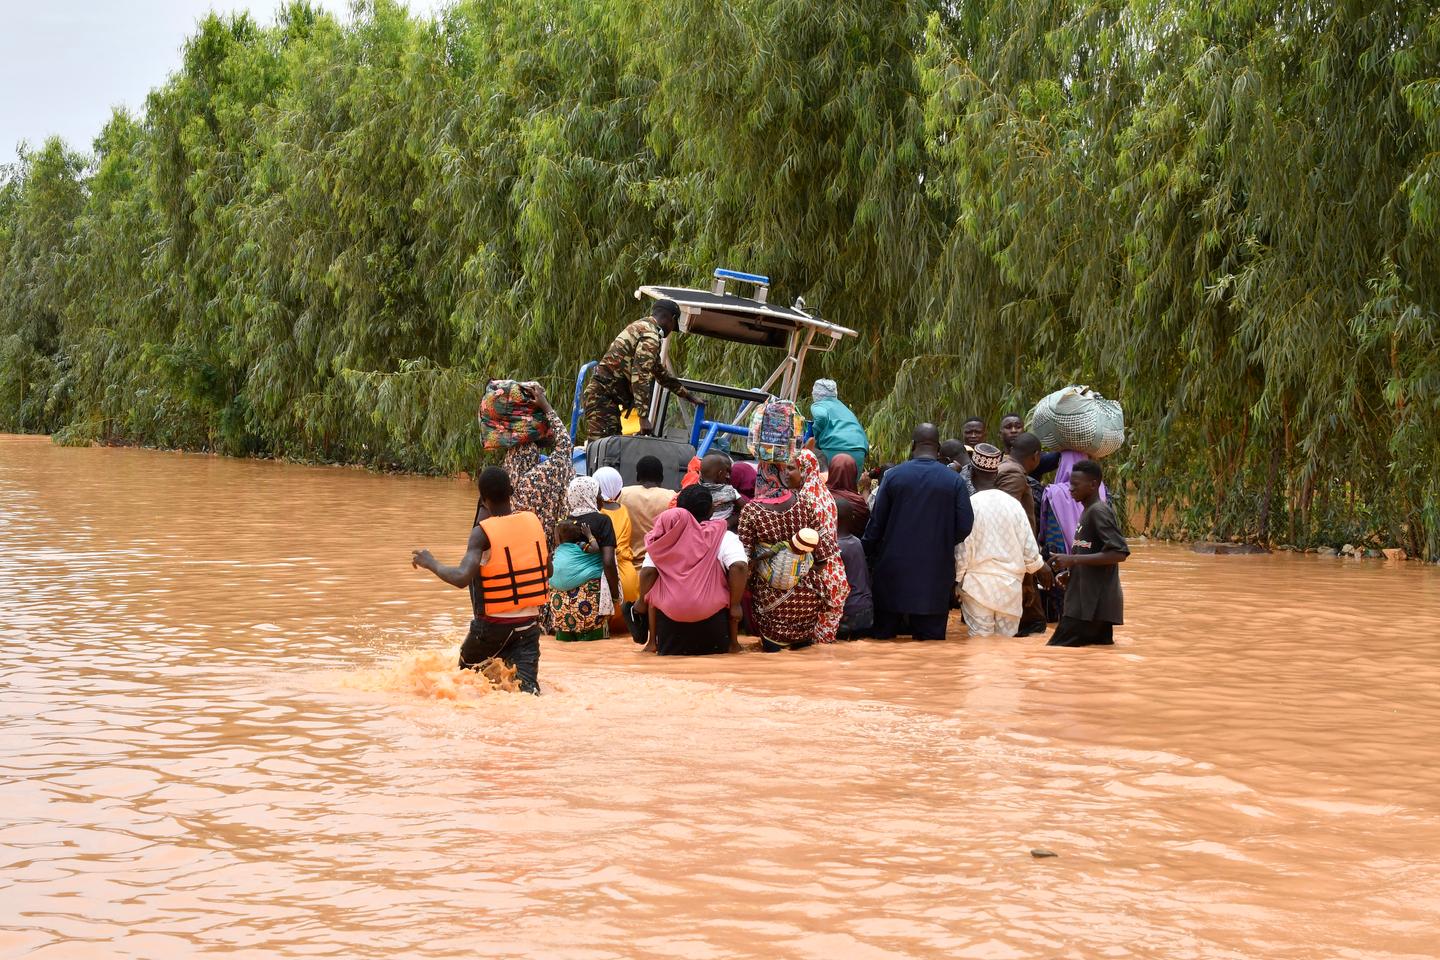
[634, 284, 857, 350]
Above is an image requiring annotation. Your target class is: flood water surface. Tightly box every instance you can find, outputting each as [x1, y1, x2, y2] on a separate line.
[2, 437, 1438, 958]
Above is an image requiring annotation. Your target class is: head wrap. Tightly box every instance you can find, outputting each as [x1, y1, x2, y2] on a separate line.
[825, 453, 859, 494]
[812, 379, 838, 402]
[592, 466, 623, 501]
[681, 457, 702, 488]
[825, 452, 869, 533]
[643, 508, 730, 622]
[970, 443, 1003, 473]
[567, 476, 601, 517]
[730, 461, 757, 500]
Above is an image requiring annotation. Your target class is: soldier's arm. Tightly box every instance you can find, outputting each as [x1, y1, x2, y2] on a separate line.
[629, 326, 662, 410]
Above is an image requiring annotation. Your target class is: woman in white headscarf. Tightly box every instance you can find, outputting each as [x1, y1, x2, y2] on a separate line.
[592, 467, 639, 604]
[548, 476, 620, 641]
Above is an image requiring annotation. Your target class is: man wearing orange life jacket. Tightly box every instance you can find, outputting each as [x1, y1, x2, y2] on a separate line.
[412, 466, 549, 694]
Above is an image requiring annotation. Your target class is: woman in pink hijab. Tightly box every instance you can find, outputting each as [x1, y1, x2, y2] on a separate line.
[633, 486, 750, 655]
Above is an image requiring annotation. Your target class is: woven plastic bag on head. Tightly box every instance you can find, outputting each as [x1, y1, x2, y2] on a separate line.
[1027, 385, 1125, 458]
[477, 380, 553, 451]
[749, 398, 800, 462]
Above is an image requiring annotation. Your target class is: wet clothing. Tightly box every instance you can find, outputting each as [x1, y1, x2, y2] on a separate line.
[1047, 616, 1114, 647]
[956, 490, 1044, 637]
[1038, 451, 1110, 621]
[871, 610, 949, 641]
[641, 528, 746, 655]
[863, 456, 974, 621]
[738, 493, 829, 650]
[570, 508, 619, 618]
[837, 533, 873, 638]
[459, 618, 541, 694]
[996, 456, 1045, 630]
[602, 503, 640, 602]
[643, 508, 731, 623]
[653, 607, 731, 656]
[810, 395, 869, 471]
[551, 579, 606, 641]
[1059, 499, 1128, 624]
[795, 449, 848, 644]
[582, 317, 684, 439]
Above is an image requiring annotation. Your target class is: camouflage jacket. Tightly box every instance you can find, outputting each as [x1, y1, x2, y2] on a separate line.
[592, 317, 684, 410]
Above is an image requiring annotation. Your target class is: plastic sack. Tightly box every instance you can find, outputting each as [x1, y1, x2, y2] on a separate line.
[749, 398, 800, 462]
[477, 380, 553, 451]
[1027, 385, 1125, 459]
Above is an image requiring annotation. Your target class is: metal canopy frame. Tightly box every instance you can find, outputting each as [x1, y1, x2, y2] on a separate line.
[634, 271, 858, 427]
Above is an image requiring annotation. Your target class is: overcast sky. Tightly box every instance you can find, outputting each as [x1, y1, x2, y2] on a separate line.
[0, 0, 448, 166]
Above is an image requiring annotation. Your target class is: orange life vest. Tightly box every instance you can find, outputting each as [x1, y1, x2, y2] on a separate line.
[474, 512, 549, 615]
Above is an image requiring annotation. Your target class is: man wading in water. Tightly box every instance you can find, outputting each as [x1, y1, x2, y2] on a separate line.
[412, 466, 549, 693]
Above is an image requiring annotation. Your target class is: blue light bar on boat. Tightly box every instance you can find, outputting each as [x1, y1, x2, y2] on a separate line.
[713, 268, 771, 285]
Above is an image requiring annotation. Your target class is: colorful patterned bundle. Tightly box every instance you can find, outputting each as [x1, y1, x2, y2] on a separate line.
[749, 398, 800, 462]
[477, 380, 553, 451]
[753, 540, 816, 595]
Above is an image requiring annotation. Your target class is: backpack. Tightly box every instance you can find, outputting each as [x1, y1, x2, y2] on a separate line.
[749, 398, 800, 462]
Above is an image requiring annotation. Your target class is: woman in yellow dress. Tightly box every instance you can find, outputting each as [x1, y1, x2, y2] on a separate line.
[592, 467, 639, 605]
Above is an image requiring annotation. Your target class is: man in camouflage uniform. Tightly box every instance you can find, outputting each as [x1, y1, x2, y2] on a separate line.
[583, 299, 698, 439]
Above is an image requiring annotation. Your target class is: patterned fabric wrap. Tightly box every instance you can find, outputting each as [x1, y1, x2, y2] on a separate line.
[749, 399, 800, 462]
[796, 448, 849, 643]
[551, 578, 606, 641]
[753, 541, 816, 593]
[478, 380, 553, 451]
[1026, 385, 1125, 459]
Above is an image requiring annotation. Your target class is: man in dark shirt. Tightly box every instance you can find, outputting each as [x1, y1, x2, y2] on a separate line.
[863, 423, 974, 641]
[1047, 459, 1128, 647]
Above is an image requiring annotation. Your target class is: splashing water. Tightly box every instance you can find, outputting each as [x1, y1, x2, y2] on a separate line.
[342, 648, 522, 701]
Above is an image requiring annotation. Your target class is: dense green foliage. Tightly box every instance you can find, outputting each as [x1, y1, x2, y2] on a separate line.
[3, 0, 1439, 554]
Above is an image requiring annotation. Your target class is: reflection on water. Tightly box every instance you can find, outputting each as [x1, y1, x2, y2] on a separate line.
[2, 437, 1438, 959]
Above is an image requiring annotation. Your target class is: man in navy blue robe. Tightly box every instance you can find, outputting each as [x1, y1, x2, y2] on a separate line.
[862, 423, 975, 640]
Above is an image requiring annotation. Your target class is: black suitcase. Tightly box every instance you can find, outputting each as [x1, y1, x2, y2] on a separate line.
[585, 435, 697, 491]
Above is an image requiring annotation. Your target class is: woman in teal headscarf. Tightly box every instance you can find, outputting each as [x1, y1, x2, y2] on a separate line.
[809, 379, 868, 472]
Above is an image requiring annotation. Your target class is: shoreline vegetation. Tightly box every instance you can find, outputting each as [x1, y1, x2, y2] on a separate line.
[2, 1, 1438, 558]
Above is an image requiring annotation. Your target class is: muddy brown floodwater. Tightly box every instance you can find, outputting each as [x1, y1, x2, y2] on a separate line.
[2, 436, 1439, 959]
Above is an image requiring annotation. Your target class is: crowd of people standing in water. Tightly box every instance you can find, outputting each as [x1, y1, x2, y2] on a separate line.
[412, 379, 1129, 696]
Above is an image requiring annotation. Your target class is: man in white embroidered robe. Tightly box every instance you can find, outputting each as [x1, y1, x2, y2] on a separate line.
[954, 445, 1051, 637]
